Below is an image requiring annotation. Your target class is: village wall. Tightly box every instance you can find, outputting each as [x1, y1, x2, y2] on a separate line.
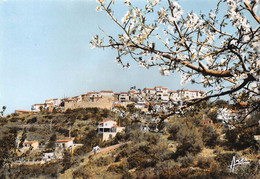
[65, 100, 114, 110]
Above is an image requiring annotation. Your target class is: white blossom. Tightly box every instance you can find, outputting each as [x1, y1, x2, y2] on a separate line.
[152, 0, 160, 6]
[221, 58, 227, 64]
[158, 8, 168, 24]
[180, 73, 190, 85]
[166, 38, 170, 45]
[124, 0, 131, 6]
[205, 56, 214, 66]
[96, 6, 102, 12]
[163, 29, 168, 36]
[209, 12, 216, 19]
[121, 11, 131, 24]
[96, 0, 105, 3]
[215, 85, 223, 91]
[168, 25, 174, 33]
[159, 67, 170, 76]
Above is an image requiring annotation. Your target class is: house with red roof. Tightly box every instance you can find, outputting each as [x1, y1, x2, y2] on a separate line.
[15, 110, 37, 115]
[201, 118, 214, 126]
[97, 119, 125, 141]
[177, 89, 206, 99]
[20, 140, 40, 153]
[55, 138, 83, 158]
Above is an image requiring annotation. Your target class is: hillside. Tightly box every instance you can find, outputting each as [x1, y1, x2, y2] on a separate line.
[0, 105, 259, 178]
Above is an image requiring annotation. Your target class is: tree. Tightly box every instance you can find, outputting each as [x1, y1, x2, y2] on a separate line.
[46, 133, 56, 150]
[0, 106, 6, 117]
[62, 149, 72, 172]
[91, 0, 259, 121]
[202, 126, 219, 147]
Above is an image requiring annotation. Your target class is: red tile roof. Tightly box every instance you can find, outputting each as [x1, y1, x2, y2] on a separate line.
[112, 124, 121, 128]
[168, 91, 177, 93]
[99, 119, 117, 124]
[24, 141, 38, 144]
[100, 91, 114, 93]
[15, 110, 32, 112]
[113, 104, 122, 107]
[56, 138, 73, 143]
[144, 88, 155, 90]
[120, 92, 128, 94]
[65, 98, 76, 102]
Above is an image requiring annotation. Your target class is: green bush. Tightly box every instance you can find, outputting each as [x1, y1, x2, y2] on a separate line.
[202, 126, 219, 147]
[127, 152, 156, 169]
[107, 160, 128, 174]
[177, 154, 194, 168]
[175, 125, 203, 157]
[73, 167, 90, 178]
[214, 152, 236, 168]
[197, 157, 211, 169]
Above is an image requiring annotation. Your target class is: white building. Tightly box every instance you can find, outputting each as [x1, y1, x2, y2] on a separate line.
[97, 119, 125, 141]
[100, 91, 114, 97]
[118, 92, 130, 102]
[45, 98, 62, 107]
[20, 141, 40, 153]
[54, 138, 83, 158]
[177, 90, 206, 100]
[31, 103, 46, 112]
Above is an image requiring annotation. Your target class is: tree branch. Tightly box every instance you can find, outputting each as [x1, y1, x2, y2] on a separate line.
[186, 74, 256, 107]
[244, 1, 260, 24]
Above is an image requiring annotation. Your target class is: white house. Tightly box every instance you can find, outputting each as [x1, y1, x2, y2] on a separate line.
[100, 91, 114, 97]
[54, 138, 83, 158]
[118, 92, 130, 102]
[177, 90, 206, 100]
[31, 103, 45, 112]
[55, 138, 74, 158]
[155, 86, 168, 93]
[20, 141, 40, 153]
[45, 98, 62, 108]
[97, 119, 125, 141]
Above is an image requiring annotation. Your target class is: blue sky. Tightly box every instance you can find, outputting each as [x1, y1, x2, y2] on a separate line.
[0, 0, 223, 115]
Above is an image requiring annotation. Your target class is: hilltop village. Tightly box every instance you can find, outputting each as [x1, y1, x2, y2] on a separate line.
[16, 86, 206, 114]
[1, 86, 259, 178]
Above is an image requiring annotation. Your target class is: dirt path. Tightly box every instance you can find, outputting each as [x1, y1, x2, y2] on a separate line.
[88, 142, 126, 158]
[58, 142, 128, 179]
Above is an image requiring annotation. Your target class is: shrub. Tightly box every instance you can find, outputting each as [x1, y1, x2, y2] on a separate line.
[214, 152, 236, 169]
[177, 154, 194, 168]
[10, 117, 18, 123]
[73, 167, 90, 178]
[127, 152, 156, 170]
[225, 128, 256, 150]
[27, 117, 37, 124]
[202, 126, 219, 147]
[62, 149, 72, 172]
[45, 133, 56, 150]
[107, 160, 128, 174]
[175, 126, 203, 157]
[197, 157, 211, 169]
